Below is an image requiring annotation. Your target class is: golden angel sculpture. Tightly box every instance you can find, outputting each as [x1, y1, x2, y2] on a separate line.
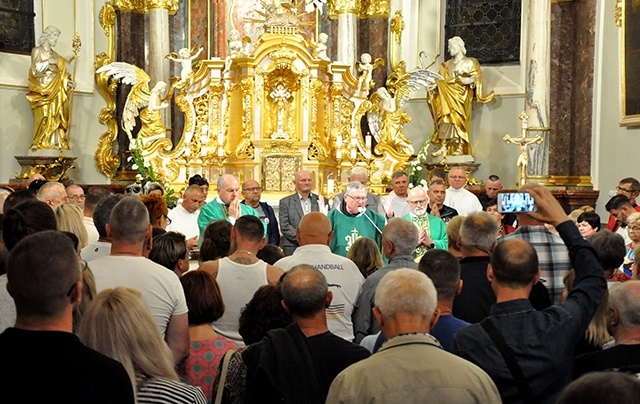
[96, 62, 169, 149]
[356, 53, 384, 95]
[367, 61, 443, 156]
[27, 26, 76, 151]
[427, 36, 494, 158]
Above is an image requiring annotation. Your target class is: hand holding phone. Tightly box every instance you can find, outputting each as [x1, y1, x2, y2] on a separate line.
[497, 192, 537, 214]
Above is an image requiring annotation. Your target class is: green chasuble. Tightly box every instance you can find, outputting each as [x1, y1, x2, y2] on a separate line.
[403, 213, 448, 259]
[328, 208, 386, 257]
[197, 199, 264, 243]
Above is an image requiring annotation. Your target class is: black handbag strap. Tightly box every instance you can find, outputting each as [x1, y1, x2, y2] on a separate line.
[480, 318, 537, 404]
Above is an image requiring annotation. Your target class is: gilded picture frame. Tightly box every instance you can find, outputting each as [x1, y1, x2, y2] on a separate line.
[619, 0, 640, 126]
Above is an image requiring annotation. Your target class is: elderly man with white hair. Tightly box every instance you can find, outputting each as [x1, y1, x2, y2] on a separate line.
[331, 167, 385, 215]
[327, 268, 500, 403]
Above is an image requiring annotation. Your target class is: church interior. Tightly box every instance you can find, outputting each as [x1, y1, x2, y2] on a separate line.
[0, 0, 638, 221]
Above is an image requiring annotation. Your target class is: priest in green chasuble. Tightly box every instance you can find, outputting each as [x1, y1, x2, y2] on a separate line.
[197, 174, 262, 245]
[328, 181, 386, 257]
[404, 187, 447, 260]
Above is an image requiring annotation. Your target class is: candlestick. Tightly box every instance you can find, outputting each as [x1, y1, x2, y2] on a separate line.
[328, 178, 335, 194]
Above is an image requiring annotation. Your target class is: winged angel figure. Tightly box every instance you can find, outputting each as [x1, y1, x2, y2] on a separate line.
[96, 62, 169, 150]
[366, 61, 443, 155]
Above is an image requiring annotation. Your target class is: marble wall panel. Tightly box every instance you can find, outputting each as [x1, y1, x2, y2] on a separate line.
[549, 0, 595, 177]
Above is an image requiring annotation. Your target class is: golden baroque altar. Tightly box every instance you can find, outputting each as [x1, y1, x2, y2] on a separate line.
[94, 3, 412, 198]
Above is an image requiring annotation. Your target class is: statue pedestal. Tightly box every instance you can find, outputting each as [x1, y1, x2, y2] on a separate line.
[426, 161, 482, 186]
[11, 154, 77, 183]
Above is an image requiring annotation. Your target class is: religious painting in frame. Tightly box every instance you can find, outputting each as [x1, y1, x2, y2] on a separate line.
[619, 0, 640, 126]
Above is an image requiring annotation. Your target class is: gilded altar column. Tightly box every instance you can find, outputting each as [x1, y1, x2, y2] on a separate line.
[328, 0, 359, 68]
[524, 0, 551, 179]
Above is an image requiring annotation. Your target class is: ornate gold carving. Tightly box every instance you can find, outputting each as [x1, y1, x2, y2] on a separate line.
[263, 140, 298, 153]
[262, 155, 301, 192]
[390, 11, 404, 44]
[360, 0, 390, 18]
[614, 0, 622, 27]
[14, 154, 77, 182]
[328, 0, 390, 18]
[100, 2, 116, 37]
[328, 0, 359, 18]
[113, 0, 179, 15]
[309, 80, 328, 159]
[94, 53, 120, 178]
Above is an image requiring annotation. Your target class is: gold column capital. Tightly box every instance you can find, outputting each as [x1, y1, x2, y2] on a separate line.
[327, 0, 359, 19]
[113, 0, 179, 15]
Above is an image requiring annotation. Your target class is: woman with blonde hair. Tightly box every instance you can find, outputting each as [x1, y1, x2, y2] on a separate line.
[55, 203, 89, 249]
[78, 287, 206, 403]
[347, 237, 383, 278]
[623, 212, 640, 277]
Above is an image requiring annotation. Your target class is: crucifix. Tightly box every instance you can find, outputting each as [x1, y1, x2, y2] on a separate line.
[503, 111, 543, 187]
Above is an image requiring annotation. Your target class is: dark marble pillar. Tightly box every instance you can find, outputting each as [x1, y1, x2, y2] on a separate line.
[549, 0, 595, 177]
[357, 18, 389, 92]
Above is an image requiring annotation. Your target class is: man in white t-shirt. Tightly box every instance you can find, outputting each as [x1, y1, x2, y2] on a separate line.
[90, 197, 189, 364]
[274, 212, 364, 341]
[444, 166, 482, 216]
[167, 184, 205, 250]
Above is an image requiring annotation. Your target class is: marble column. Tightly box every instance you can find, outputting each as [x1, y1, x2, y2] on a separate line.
[337, 12, 358, 68]
[524, 0, 550, 177]
[149, 7, 171, 130]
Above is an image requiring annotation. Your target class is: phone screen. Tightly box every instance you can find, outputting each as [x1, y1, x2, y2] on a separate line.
[497, 192, 537, 213]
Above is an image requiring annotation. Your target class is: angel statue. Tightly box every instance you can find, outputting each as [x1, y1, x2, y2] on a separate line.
[367, 61, 443, 156]
[166, 47, 204, 85]
[356, 53, 384, 95]
[427, 36, 494, 158]
[96, 62, 170, 149]
[27, 26, 76, 151]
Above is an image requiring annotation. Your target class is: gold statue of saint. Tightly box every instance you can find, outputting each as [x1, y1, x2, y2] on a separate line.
[427, 36, 494, 158]
[27, 26, 75, 151]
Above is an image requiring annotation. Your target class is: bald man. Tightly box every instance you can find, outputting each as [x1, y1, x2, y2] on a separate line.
[274, 212, 364, 341]
[197, 174, 261, 244]
[241, 179, 280, 245]
[278, 170, 328, 256]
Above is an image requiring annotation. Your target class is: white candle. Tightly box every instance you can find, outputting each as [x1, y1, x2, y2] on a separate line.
[184, 143, 191, 157]
[336, 134, 342, 147]
[350, 148, 356, 161]
[218, 146, 224, 157]
[201, 146, 207, 157]
[336, 148, 342, 160]
[218, 130, 224, 146]
[365, 135, 371, 149]
[328, 178, 335, 194]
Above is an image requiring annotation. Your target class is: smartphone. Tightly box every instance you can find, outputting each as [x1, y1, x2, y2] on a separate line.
[497, 192, 537, 213]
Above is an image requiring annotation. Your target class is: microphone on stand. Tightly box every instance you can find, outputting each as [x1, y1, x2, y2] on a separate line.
[358, 206, 383, 234]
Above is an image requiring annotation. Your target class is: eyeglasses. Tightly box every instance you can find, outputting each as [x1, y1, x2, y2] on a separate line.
[628, 226, 640, 232]
[617, 186, 636, 193]
[158, 214, 172, 225]
[346, 194, 367, 202]
[407, 199, 427, 205]
[68, 195, 86, 201]
[244, 187, 261, 192]
[67, 260, 88, 297]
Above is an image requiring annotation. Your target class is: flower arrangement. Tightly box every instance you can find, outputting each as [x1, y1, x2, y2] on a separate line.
[408, 140, 429, 188]
[127, 136, 179, 209]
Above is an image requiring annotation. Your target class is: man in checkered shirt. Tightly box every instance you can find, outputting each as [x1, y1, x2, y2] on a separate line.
[497, 195, 571, 304]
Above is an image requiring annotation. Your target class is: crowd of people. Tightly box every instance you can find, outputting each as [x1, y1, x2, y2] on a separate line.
[1, 170, 640, 403]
